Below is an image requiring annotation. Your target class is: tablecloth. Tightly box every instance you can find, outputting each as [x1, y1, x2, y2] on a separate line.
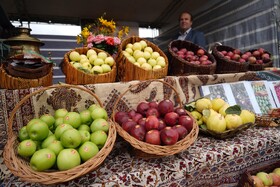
[1, 71, 280, 186]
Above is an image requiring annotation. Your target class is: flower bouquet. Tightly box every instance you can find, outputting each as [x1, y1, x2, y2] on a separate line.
[77, 13, 129, 55]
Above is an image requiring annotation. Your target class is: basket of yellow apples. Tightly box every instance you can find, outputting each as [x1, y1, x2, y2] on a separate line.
[185, 97, 256, 139]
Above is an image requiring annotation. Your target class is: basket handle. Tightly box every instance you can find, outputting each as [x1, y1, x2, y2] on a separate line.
[112, 79, 182, 121]
[7, 84, 103, 137]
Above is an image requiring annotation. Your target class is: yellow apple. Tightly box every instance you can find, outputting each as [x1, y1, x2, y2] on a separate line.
[97, 52, 108, 60]
[93, 58, 104, 66]
[144, 46, 153, 54]
[132, 42, 142, 51]
[211, 98, 226, 112]
[195, 98, 212, 113]
[239, 109, 255, 124]
[104, 56, 115, 66]
[225, 114, 243, 130]
[206, 113, 226, 133]
[69, 51, 81, 62]
[87, 49, 97, 58]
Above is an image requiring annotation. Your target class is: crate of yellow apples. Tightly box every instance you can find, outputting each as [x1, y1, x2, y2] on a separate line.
[185, 97, 256, 139]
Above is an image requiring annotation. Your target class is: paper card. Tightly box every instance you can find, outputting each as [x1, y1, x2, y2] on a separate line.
[267, 81, 280, 108]
[228, 81, 261, 113]
[248, 80, 276, 114]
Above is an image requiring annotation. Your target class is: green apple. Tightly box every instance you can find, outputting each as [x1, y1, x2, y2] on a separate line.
[40, 114, 55, 129]
[91, 107, 108, 120]
[141, 63, 152, 70]
[88, 104, 100, 113]
[46, 140, 64, 156]
[54, 117, 64, 129]
[57, 149, 81, 171]
[97, 52, 108, 60]
[89, 54, 98, 65]
[79, 130, 91, 144]
[137, 57, 147, 65]
[27, 120, 49, 141]
[91, 65, 103, 74]
[54, 108, 68, 119]
[80, 109, 93, 125]
[90, 118, 109, 133]
[143, 51, 151, 60]
[18, 126, 29, 141]
[144, 46, 153, 54]
[93, 58, 104, 66]
[125, 48, 133, 55]
[69, 51, 81, 62]
[41, 134, 57, 148]
[122, 51, 130, 58]
[256, 172, 273, 186]
[81, 62, 92, 70]
[80, 58, 90, 64]
[73, 63, 82, 69]
[273, 168, 280, 176]
[139, 40, 148, 49]
[151, 52, 160, 59]
[104, 56, 115, 66]
[101, 64, 112, 73]
[78, 141, 99, 162]
[78, 124, 91, 132]
[133, 50, 144, 60]
[17, 139, 37, 157]
[153, 65, 162, 70]
[54, 123, 73, 139]
[63, 112, 82, 129]
[26, 118, 42, 132]
[60, 128, 82, 148]
[156, 56, 165, 62]
[80, 54, 88, 60]
[90, 130, 108, 149]
[87, 49, 97, 58]
[127, 56, 136, 63]
[126, 43, 133, 49]
[157, 59, 166, 67]
[147, 58, 157, 66]
[132, 42, 142, 51]
[30, 148, 56, 171]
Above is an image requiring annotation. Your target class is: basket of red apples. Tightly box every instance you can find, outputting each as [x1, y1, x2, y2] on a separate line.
[243, 48, 273, 71]
[3, 84, 116, 184]
[112, 79, 199, 157]
[212, 45, 249, 73]
[168, 40, 216, 75]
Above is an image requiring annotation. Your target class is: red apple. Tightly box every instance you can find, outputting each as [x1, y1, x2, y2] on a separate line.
[262, 53, 270, 61]
[148, 101, 158, 109]
[146, 108, 160, 118]
[256, 59, 263, 64]
[160, 127, 179, 145]
[241, 54, 249, 61]
[136, 102, 150, 116]
[174, 107, 187, 116]
[122, 119, 137, 133]
[172, 125, 188, 140]
[158, 119, 166, 131]
[130, 125, 146, 141]
[138, 117, 147, 129]
[231, 54, 240, 61]
[227, 51, 234, 57]
[221, 50, 227, 55]
[128, 109, 137, 118]
[245, 51, 252, 56]
[164, 112, 179, 126]
[239, 58, 246, 63]
[132, 113, 143, 123]
[201, 60, 212, 65]
[197, 49, 205, 56]
[114, 111, 129, 124]
[145, 130, 161, 145]
[253, 50, 261, 57]
[199, 56, 208, 62]
[179, 48, 187, 53]
[158, 99, 174, 116]
[233, 49, 241, 54]
[224, 56, 231, 60]
[187, 51, 194, 56]
[248, 56, 257, 64]
[178, 115, 194, 132]
[145, 115, 160, 131]
[258, 48, 265, 55]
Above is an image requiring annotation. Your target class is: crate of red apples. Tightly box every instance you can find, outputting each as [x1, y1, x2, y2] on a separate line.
[168, 40, 216, 75]
[212, 45, 273, 73]
[112, 79, 199, 157]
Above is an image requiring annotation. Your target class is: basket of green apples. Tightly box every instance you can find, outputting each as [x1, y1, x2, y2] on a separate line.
[3, 84, 116, 185]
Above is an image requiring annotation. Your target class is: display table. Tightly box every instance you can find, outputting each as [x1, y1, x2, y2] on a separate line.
[1, 71, 280, 186]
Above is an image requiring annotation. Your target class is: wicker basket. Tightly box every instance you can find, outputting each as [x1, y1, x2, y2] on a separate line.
[62, 47, 117, 85]
[212, 45, 249, 73]
[255, 109, 280, 127]
[116, 36, 168, 82]
[0, 63, 53, 89]
[112, 79, 199, 157]
[168, 40, 216, 75]
[199, 122, 254, 139]
[245, 49, 273, 71]
[3, 84, 116, 185]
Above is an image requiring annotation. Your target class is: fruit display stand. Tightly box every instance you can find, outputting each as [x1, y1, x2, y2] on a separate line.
[62, 47, 117, 85]
[112, 79, 199, 157]
[3, 84, 116, 185]
[116, 36, 168, 82]
[1, 71, 280, 186]
[168, 40, 216, 75]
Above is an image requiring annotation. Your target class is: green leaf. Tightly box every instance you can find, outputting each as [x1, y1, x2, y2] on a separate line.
[225, 105, 241, 115]
[200, 124, 207, 130]
[185, 102, 196, 112]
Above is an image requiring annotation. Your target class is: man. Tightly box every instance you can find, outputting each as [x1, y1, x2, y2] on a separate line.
[174, 11, 206, 49]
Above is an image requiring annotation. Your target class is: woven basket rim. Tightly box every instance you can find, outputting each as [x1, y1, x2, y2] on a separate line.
[3, 84, 117, 185]
[212, 45, 246, 65]
[112, 79, 199, 156]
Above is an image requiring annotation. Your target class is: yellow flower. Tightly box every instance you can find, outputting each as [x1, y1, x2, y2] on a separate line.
[81, 27, 90, 38]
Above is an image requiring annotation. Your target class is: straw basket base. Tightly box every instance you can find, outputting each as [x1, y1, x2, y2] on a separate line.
[130, 148, 167, 159]
[0, 64, 53, 89]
